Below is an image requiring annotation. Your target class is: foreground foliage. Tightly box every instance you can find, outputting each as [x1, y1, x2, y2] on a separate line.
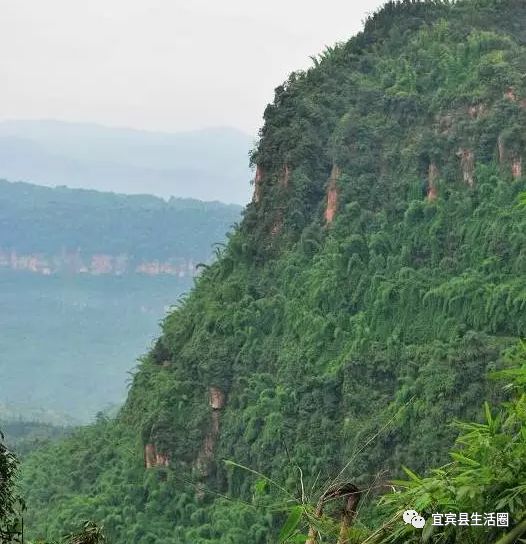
[0, 431, 23, 543]
[373, 344, 526, 543]
[268, 345, 526, 543]
[1, 433, 107, 544]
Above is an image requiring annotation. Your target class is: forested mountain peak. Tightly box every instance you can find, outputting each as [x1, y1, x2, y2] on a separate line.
[19, 1, 526, 542]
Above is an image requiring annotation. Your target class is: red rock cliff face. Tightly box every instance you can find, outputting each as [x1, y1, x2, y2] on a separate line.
[468, 103, 486, 119]
[144, 442, 170, 468]
[498, 136, 523, 179]
[209, 386, 225, 410]
[437, 114, 453, 135]
[144, 443, 156, 468]
[280, 164, 290, 188]
[90, 254, 114, 275]
[505, 87, 517, 101]
[325, 165, 341, 224]
[0, 250, 52, 275]
[0, 248, 198, 277]
[155, 452, 170, 467]
[270, 210, 284, 237]
[512, 157, 522, 179]
[253, 165, 264, 203]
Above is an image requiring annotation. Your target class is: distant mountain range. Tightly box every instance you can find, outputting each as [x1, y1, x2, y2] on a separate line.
[0, 120, 253, 204]
[0, 179, 242, 276]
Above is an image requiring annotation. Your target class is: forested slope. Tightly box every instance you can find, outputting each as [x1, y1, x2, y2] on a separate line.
[20, 1, 526, 542]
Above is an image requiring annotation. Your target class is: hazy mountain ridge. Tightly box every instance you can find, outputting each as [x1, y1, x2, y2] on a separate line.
[0, 121, 253, 204]
[0, 179, 241, 272]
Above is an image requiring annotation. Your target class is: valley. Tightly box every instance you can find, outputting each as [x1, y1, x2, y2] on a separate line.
[0, 180, 241, 421]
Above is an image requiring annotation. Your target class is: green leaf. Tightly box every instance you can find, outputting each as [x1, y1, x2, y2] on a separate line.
[422, 519, 435, 543]
[450, 452, 480, 467]
[279, 506, 303, 543]
[402, 466, 422, 482]
[485, 402, 493, 426]
[254, 478, 267, 494]
[284, 535, 309, 543]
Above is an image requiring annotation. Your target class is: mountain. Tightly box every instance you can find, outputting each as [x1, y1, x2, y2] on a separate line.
[0, 180, 241, 421]
[0, 179, 241, 274]
[0, 121, 253, 204]
[19, 1, 526, 542]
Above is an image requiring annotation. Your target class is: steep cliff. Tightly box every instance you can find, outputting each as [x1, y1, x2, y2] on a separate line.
[20, 1, 526, 542]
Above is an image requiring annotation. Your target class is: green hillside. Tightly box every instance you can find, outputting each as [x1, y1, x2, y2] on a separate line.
[18, 1, 526, 542]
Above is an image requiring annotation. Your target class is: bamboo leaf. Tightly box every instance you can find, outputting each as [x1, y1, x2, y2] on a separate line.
[279, 506, 303, 543]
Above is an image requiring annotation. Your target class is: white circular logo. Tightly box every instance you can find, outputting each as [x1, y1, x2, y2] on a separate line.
[403, 509, 426, 529]
[412, 515, 426, 529]
[403, 510, 419, 524]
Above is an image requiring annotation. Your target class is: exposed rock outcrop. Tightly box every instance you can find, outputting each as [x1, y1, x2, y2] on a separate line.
[253, 165, 264, 203]
[498, 136, 523, 179]
[436, 113, 453, 135]
[0, 248, 197, 277]
[468, 103, 486, 119]
[144, 443, 156, 468]
[512, 156, 522, 179]
[280, 164, 291, 188]
[270, 210, 284, 237]
[427, 162, 439, 201]
[504, 87, 517, 101]
[144, 443, 170, 468]
[195, 387, 226, 477]
[456, 148, 475, 187]
[325, 165, 341, 224]
[209, 386, 225, 410]
[136, 260, 195, 277]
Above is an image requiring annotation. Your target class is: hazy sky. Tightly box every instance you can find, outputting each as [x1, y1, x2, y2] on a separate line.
[1, 0, 386, 136]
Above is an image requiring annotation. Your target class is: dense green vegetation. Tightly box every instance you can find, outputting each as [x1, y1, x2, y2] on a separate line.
[276, 344, 526, 543]
[376, 343, 526, 543]
[15, 0, 526, 542]
[0, 432, 105, 543]
[0, 431, 22, 543]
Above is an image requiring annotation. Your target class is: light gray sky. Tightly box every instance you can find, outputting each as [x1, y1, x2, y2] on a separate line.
[1, 0, 386, 136]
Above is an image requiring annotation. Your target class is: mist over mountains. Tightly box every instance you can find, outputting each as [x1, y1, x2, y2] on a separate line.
[0, 120, 253, 204]
[0, 180, 241, 422]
